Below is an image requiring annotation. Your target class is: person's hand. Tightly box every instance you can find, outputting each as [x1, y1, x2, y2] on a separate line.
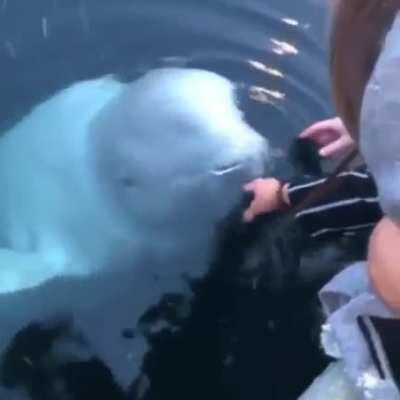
[242, 178, 289, 222]
[299, 117, 355, 158]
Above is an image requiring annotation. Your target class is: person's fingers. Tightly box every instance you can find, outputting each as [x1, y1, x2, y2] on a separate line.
[243, 181, 256, 191]
[319, 137, 348, 157]
[299, 119, 336, 139]
[242, 208, 255, 223]
[313, 131, 337, 146]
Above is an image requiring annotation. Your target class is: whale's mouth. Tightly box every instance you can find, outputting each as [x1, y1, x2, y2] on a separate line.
[211, 162, 244, 176]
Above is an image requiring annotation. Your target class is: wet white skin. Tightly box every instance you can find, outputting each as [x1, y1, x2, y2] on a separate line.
[0, 68, 268, 394]
[0, 68, 268, 291]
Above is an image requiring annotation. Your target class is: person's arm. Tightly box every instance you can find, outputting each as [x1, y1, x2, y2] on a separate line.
[243, 116, 377, 236]
[287, 168, 383, 238]
[243, 168, 382, 239]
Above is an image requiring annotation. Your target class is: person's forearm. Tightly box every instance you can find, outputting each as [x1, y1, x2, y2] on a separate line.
[286, 168, 383, 238]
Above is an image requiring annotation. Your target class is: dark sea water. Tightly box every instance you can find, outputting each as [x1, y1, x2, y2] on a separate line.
[0, 0, 332, 139]
[0, 1, 341, 400]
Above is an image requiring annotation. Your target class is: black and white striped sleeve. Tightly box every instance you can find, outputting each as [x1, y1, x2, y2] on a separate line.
[287, 169, 383, 239]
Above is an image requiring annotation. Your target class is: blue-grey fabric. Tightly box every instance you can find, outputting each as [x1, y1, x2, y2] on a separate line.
[319, 263, 400, 399]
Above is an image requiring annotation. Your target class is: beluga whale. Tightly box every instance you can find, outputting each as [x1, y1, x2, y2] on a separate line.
[0, 68, 269, 396]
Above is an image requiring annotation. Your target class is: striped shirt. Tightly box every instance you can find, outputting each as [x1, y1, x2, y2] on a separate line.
[287, 168, 383, 239]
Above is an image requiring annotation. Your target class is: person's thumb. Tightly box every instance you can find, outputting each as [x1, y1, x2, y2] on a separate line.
[319, 137, 347, 157]
[242, 208, 255, 223]
[243, 181, 256, 192]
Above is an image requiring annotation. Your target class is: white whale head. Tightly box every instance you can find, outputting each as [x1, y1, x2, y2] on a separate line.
[88, 68, 269, 238]
[0, 67, 269, 292]
[0, 68, 271, 390]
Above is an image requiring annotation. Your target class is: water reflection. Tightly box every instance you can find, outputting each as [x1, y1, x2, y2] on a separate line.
[281, 17, 300, 27]
[247, 60, 284, 78]
[270, 38, 299, 55]
[249, 86, 286, 105]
